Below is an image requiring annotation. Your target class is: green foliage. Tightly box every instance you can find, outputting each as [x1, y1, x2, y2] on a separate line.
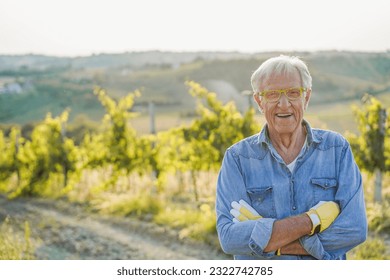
[366, 199, 390, 233]
[145, 81, 260, 200]
[347, 94, 388, 173]
[0, 217, 35, 260]
[2, 76, 390, 255]
[80, 133, 108, 169]
[91, 88, 140, 171]
[347, 94, 389, 202]
[12, 111, 79, 197]
[0, 81, 259, 247]
[2, 52, 390, 256]
[136, 134, 166, 189]
[79, 88, 145, 191]
[349, 237, 388, 260]
[0, 128, 20, 182]
[186, 81, 260, 164]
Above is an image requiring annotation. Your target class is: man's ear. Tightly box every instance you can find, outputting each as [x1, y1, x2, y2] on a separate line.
[304, 89, 312, 110]
[253, 93, 264, 112]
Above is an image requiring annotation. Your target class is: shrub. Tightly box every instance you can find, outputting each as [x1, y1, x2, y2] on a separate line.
[366, 200, 390, 233]
[349, 236, 388, 260]
[0, 217, 35, 260]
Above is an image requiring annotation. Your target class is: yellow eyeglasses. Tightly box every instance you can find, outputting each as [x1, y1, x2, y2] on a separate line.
[259, 87, 306, 103]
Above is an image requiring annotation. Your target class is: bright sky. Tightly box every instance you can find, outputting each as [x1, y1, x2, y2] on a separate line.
[0, 0, 389, 57]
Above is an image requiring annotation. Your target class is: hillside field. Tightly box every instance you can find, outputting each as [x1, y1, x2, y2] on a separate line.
[1, 50, 389, 137]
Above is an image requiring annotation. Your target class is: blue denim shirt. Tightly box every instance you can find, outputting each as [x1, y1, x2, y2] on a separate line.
[216, 120, 367, 260]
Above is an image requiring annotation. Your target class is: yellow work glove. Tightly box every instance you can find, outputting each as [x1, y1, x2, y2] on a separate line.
[230, 199, 262, 223]
[306, 201, 340, 235]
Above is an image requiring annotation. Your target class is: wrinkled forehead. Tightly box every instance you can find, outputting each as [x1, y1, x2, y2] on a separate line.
[260, 70, 302, 89]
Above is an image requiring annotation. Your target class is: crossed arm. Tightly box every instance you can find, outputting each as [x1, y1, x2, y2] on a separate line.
[266, 215, 311, 254]
[216, 145, 367, 259]
[230, 200, 338, 255]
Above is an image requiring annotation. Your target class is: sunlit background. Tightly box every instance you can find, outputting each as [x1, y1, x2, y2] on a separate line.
[1, 0, 390, 261]
[0, 0, 389, 56]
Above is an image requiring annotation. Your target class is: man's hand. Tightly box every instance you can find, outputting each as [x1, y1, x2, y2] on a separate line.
[230, 199, 262, 223]
[306, 201, 340, 235]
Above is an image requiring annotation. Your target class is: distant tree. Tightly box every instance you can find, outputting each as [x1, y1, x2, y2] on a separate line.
[347, 94, 388, 202]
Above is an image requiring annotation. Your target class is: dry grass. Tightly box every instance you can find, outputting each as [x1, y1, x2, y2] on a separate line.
[0, 217, 35, 260]
[129, 112, 193, 135]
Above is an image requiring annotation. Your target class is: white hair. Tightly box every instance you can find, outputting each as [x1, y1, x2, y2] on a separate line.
[251, 55, 312, 93]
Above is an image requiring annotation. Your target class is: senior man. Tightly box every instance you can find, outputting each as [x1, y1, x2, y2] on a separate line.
[216, 55, 367, 260]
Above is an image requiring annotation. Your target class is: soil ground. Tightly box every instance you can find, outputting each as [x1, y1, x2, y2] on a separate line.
[0, 195, 229, 260]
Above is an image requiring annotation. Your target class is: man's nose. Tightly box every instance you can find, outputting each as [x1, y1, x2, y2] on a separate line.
[278, 93, 291, 108]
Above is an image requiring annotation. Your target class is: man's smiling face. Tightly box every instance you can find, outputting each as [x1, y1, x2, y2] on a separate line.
[254, 71, 311, 136]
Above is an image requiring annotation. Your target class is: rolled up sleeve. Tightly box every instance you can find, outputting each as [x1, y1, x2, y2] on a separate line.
[248, 218, 276, 257]
[216, 149, 276, 258]
[300, 142, 367, 259]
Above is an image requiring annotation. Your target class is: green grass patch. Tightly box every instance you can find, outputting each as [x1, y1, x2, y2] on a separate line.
[154, 203, 218, 246]
[349, 236, 389, 260]
[366, 199, 390, 233]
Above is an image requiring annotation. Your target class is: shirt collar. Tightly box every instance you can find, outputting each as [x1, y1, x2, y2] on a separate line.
[257, 119, 322, 146]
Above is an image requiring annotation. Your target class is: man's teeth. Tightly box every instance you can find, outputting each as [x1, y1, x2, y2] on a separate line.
[276, 113, 292, 117]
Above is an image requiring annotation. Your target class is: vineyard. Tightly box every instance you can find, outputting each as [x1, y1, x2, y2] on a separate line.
[1, 80, 390, 259]
[0, 81, 260, 259]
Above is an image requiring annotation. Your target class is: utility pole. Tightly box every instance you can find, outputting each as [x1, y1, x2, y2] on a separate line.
[148, 101, 158, 193]
[374, 108, 387, 202]
[149, 102, 156, 135]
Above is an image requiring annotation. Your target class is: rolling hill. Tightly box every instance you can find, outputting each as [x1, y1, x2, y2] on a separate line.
[0, 51, 389, 135]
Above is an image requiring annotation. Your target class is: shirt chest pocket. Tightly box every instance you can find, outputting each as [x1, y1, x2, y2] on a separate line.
[246, 186, 276, 218]
[311, 178, 338, 201]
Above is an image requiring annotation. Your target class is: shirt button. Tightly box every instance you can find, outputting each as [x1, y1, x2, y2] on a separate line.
[250, 243, 257, 249]
[292, 206, 297, 210]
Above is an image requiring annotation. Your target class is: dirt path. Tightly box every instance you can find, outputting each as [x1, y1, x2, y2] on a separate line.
[0, 195, 229, 260]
